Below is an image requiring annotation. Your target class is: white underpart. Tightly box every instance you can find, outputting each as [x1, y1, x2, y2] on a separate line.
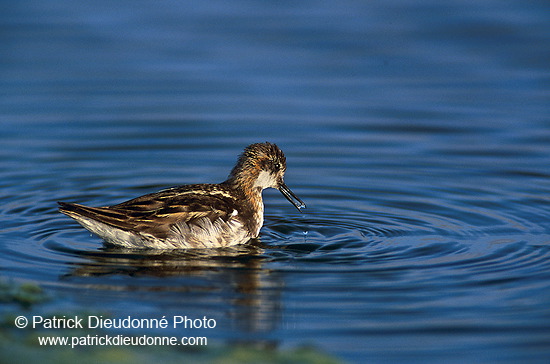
[253, 170, 278, 189]
[169, 215, 250, 248]
[254, 204, 264, 237]
[71, 215, 145, 248]
[71, 213, 252, 249]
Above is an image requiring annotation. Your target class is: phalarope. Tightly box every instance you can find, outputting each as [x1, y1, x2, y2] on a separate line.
[58, 142, 305, 249]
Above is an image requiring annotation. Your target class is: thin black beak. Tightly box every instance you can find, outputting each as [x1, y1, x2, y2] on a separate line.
[279, 182, 306, 212]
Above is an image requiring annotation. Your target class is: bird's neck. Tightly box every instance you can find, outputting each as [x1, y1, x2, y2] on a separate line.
[223, 174, 265, 236]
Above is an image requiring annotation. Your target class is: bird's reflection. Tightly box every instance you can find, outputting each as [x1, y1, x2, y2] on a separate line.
[63, 239, 282, 337]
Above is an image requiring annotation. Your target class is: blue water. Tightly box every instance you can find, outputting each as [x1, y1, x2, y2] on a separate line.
[1, 0, 550, 362]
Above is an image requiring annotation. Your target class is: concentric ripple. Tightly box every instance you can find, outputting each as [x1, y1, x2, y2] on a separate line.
[3, 171, 546, 284]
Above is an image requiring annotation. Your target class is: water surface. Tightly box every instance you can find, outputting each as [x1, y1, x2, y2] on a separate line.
[1, 0, 550, 362]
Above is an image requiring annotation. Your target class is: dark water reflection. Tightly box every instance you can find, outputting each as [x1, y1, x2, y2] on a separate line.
[61, 244, 281, 336]
[1, 0, 550, 362]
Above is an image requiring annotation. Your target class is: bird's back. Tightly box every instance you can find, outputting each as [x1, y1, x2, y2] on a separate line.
[58, 184, 253, 249]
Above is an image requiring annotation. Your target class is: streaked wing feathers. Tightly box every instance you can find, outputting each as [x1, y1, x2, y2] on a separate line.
[59, 185, 239, 241]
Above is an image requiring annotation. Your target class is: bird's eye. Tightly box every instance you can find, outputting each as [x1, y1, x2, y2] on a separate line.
[274, 162, 281, 170]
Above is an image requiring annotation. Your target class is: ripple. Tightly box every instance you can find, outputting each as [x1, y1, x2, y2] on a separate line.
[253, 190, 550, 287]
[2, 165, 548, 288]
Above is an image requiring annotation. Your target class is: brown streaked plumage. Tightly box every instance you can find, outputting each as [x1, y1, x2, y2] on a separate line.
[58, 142, 305, 249]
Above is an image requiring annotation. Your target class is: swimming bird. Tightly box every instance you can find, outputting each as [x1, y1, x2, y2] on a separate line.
[58, 142, 305, 249]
